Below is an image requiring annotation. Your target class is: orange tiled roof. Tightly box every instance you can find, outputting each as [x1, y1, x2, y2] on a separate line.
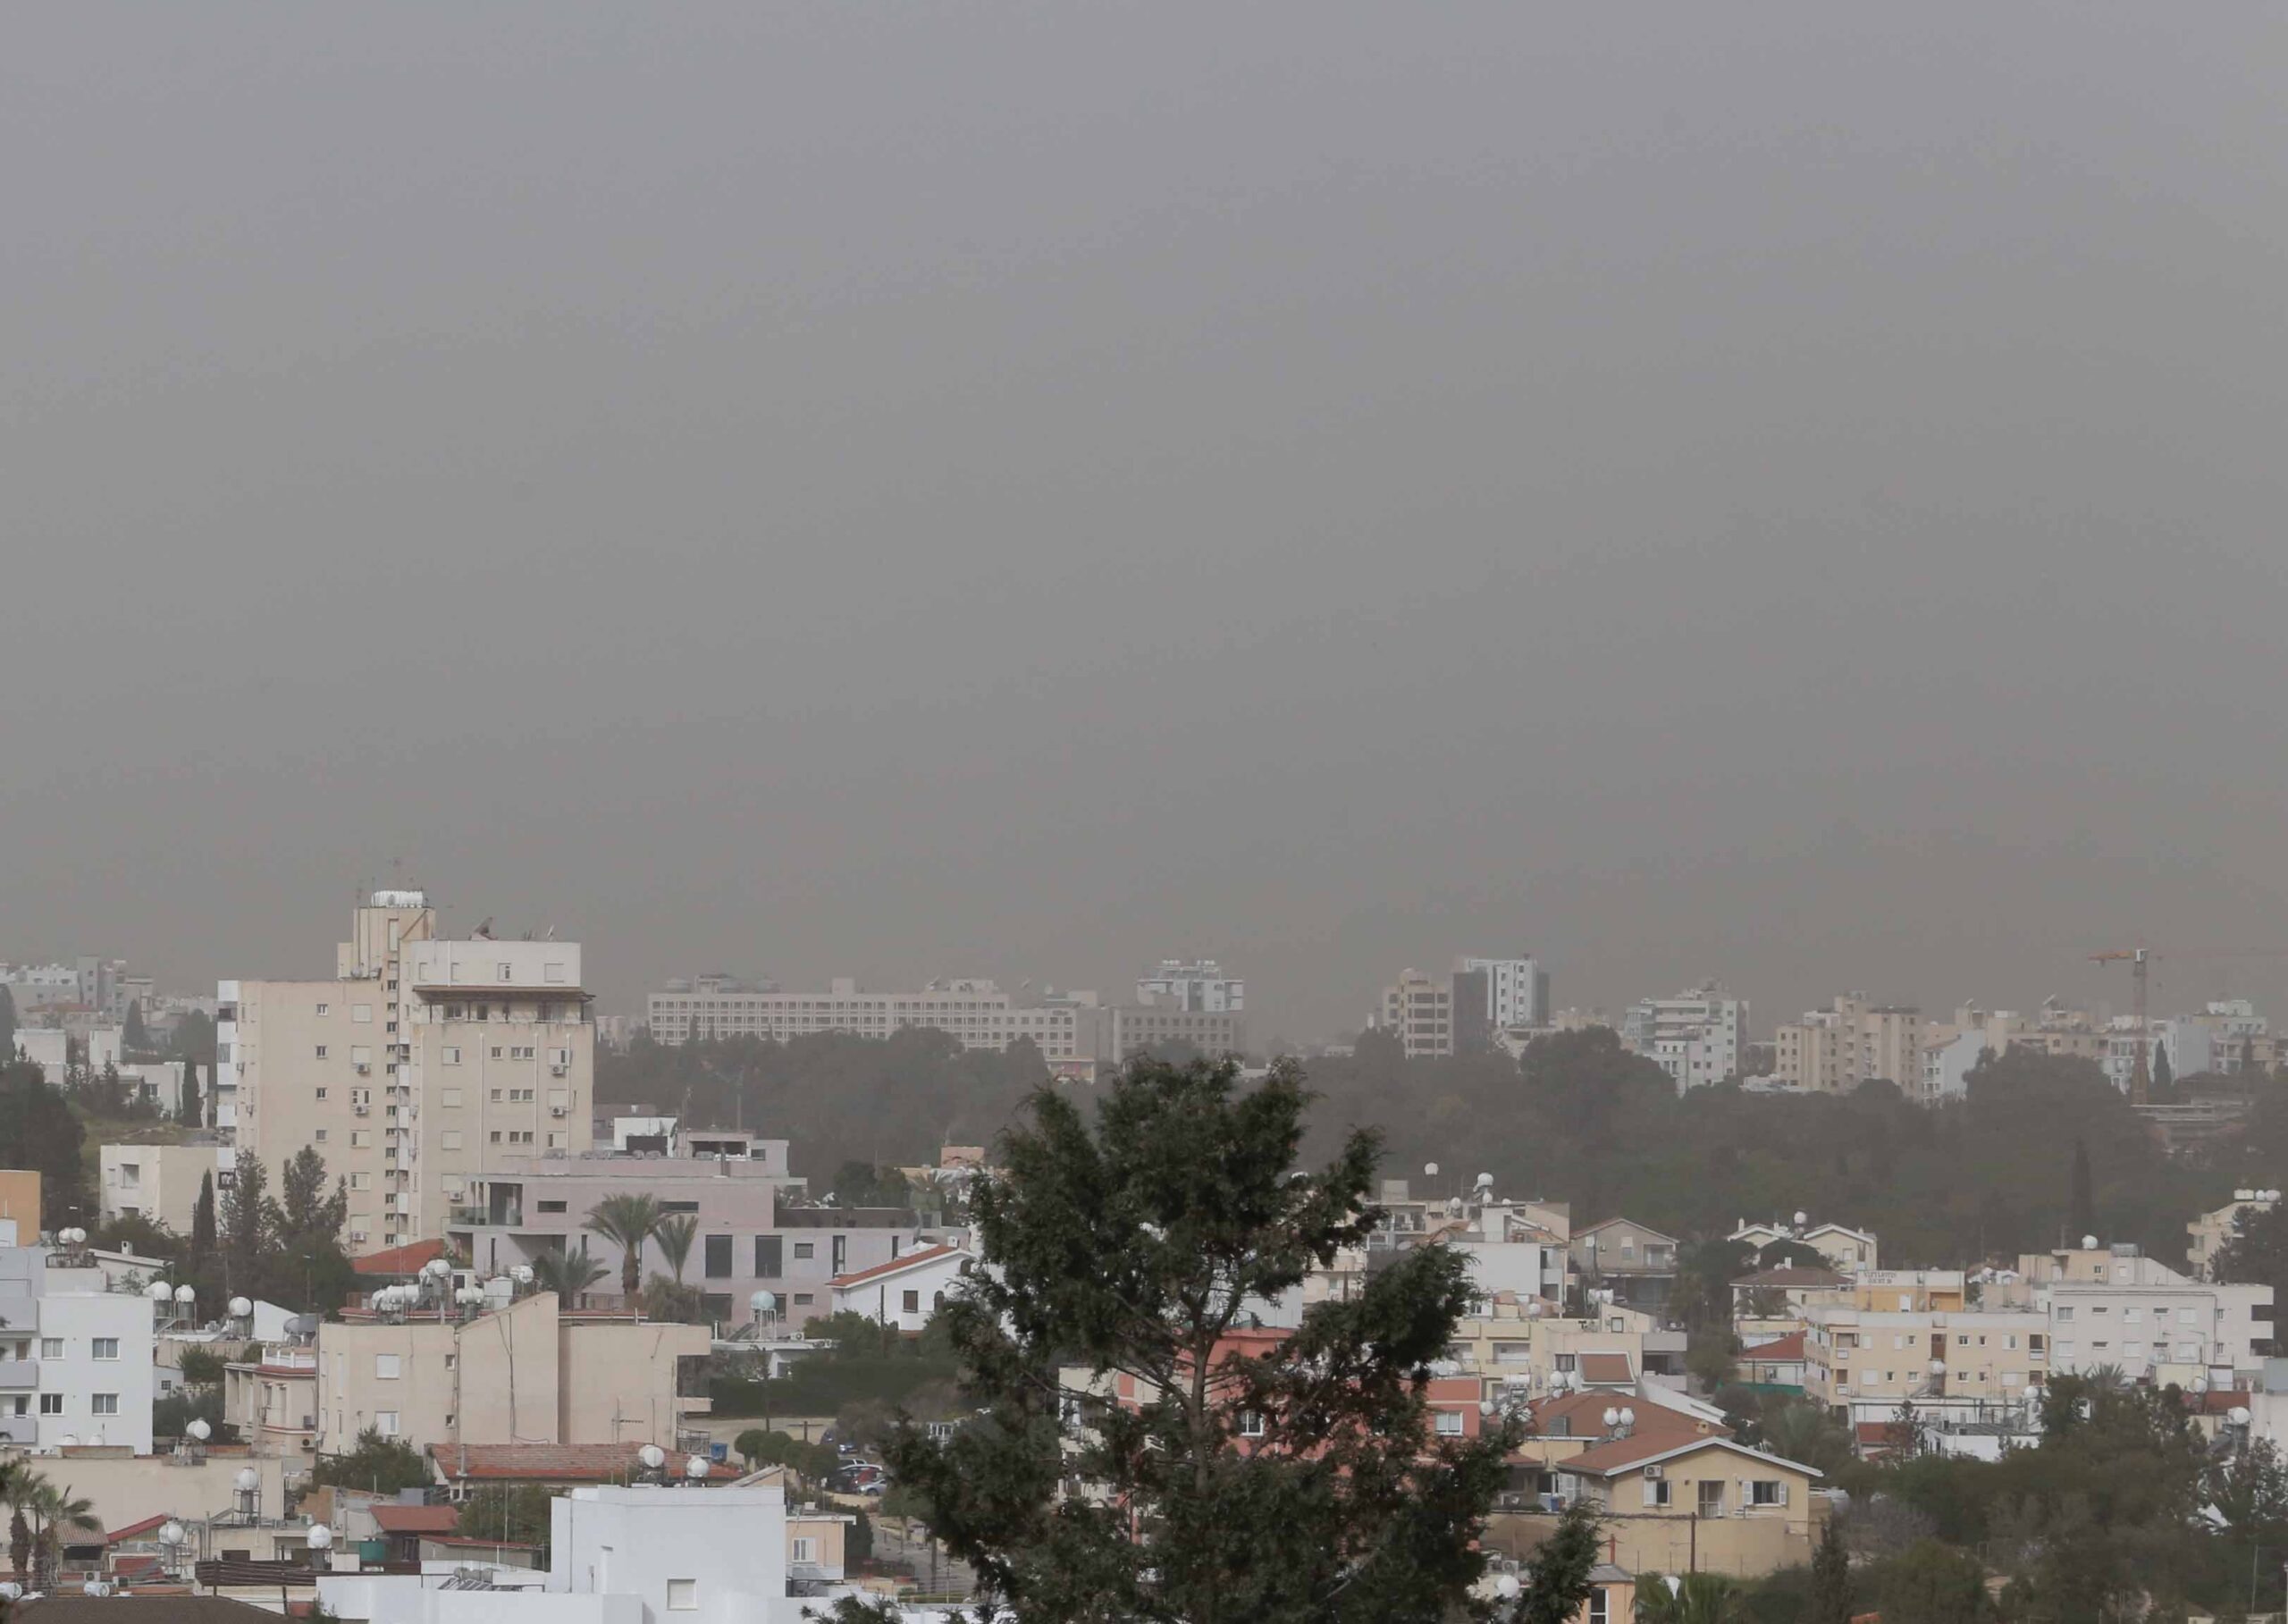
[352, 1239, 449, 1276]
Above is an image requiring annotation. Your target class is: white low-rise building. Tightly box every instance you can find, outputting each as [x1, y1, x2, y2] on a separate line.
[0, 1242, 158, 1452]
[320, 1481, 794, 1623]
[99, 1141, 227, 1233]
[828, 1241, 974, 1334]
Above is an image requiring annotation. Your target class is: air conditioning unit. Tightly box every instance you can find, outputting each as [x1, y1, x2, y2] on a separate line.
[1643, 1465, 1664, 1481]
[551, 1064, 568, 1076]
[354, 1105, 370, 1116]
[551, 1107, 568, 1117]
[355, 1063, 371, 1074]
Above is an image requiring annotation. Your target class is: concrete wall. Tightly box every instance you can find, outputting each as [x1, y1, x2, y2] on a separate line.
[558, 1319, 711, 1445]
[549, 1484, 786, 1622]
[320, 1292, 560, 1456]
[99, 1142, 221, 1233]
[30, 1450, 290, 1534]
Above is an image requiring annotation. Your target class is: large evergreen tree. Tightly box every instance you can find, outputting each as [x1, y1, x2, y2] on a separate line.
[1808, 1517, 1854, 1623]
[840, 1057, 1515, 1624]
[2151, 1040, 2174, 1095]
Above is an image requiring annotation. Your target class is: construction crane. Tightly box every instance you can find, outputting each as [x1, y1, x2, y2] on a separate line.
[2090, 946, 2288, 1106]
[2090, 948, 2151, 1104]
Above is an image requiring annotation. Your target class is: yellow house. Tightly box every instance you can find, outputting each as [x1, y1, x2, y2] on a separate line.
[1548, 1433, 1825, 1578]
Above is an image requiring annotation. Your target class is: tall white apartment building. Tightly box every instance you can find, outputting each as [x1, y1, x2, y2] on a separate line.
[1458, 956, 1551, 1031]
[0, 1244, 157, 1452]
[1622, 981, 1748, 1093]
[1137, 959, 1244, 1014]
[221, 892, 595, 1254]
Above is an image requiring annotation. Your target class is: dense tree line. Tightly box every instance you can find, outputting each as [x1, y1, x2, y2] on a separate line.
[598, 1029, 1053, 1182]
[613, 1027, 2269, 1269]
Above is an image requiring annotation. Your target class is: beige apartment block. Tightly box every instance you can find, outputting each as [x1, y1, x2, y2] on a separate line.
[1775, 995, 1923, 1094]
[98, 1142, 223, 1234]
[315, 1291, 711, 1460]
[221, 892, 595, 1252]
[1802, 1306, 2048, 1414]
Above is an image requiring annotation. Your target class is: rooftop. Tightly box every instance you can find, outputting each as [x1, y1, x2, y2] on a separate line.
[431, 1442, 738, 1483]
[350, 1239, 448, 1277]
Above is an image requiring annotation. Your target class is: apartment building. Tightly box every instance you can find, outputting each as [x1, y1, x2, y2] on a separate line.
[1729, 1219, 1879, 1275]
[1621, 982, 1748, 1093]
[1802, 1305, 2049, 1422]
[2034, 1242, 2275, 1385]
[646, 974, 1081, 1056]
[222, 891, 596, 1251]
[98, 1142, 227, 1233]
[1773, 995, 1922, 1095]
[1373, 974, 1464, 1061]
[1458, 956, 1552, 1032]
[224, 1334, 322, 1456]
[1136, 959, 1244, 1013]
[446, 1149, 943, 1328]
[314, 1289, 711, 1459]
[1570, 1218, 1680, 1316]
[0, 1243, 157, 1452]
[2190, 1191, 2279, 1282]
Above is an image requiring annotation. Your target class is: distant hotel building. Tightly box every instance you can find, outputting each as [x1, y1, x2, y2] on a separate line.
[646, 964, 1244, 1078]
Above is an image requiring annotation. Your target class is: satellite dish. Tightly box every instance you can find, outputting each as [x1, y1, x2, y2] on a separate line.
[1424, 1162, 1440, 1178]
[1602, 1407, 1620, 1429]
[1478, 1400, 1494, 1417]
[2082, 1234, 2099, 1250]
[307, 1523, 332, 1551]
[511, 1266, 534, 1285]
[2021, 1385, 2040, 1403]
[1793, 1210, 1808, 1227]
[1495, 1574, 1521, 1600]
[639, 1443, 667, 1470]
[1618, 1407, 1636, 1428]
[422, 1258, 451, 1279]
[685, 1454, 710, 1480]
[2230, 1407, 2252, 1426]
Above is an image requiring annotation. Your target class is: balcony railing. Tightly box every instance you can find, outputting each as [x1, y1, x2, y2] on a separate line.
[0, 1358, 38, 1389]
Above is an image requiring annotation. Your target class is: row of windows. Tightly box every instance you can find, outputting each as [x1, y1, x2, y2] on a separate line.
[23, 1393, 122, 1415]
[8, 1336, 121, 1360]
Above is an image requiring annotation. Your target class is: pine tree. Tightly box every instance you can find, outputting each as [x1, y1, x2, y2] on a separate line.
[0, 984, 15, 1061]
[2151, 1040, 2174, 1094]
[840, 1056, 1517, 1624]
[181, 1061, 202, 1128]
[2070, 1138, 2096, 1241]
[1809, 1517, 1854, 1623]
[1518, 1501, 1602, 1624]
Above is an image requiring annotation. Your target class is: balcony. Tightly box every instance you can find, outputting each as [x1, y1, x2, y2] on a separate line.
[0, 1359, 38, 1389]
[0, 1414, 34, 1445]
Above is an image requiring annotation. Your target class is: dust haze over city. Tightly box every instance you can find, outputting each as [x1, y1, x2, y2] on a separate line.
[6, 4, 2288, 1044]
[12, 7, 2288, 1620]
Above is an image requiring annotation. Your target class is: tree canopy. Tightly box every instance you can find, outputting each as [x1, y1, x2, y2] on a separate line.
[838, 1056, 1516, 1624]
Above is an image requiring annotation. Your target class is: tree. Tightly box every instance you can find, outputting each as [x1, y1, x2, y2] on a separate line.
[585, 1192, 663, 1300]
[2214, 1199, 2288, 1300]
[272, 1147, 356, 1313]
[531, 1245, 609, 1306]
[123, 1000, 149, 1055]
[311, 1428, 431, 1495]
[189, 1171, 217, 1274]
[8, 1504, 29, 1587]
[219, 1156, 274, 1299]
[1516, 1501, 1601, 1624]
[848, 1506, 874, 1565]
[0, 1061, 88, 1230]
[2151, 1041, 2174, 1095]
[840, 1056, 1516, 1624]
[0, 985, 14, 1061]
[1636, 1573, 1743, 1622]
[181, 1060, 203, 1129]
[2068, 1139, 2095, 1242]
[654, 1213, 697, 1283]
[1877, 1539, 1989, 1623]
[1808, 1518, 1854, 1624]
[457, 1485, 555, 1552]
[641, 1275, 705, 1324]
[21, 1477, 97, 1586]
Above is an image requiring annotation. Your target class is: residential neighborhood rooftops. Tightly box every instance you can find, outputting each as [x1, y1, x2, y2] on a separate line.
[1732, 1266, 1849, 1290]
[1741, 1331, 1807, 1361]
[370, 1503, 463, 1535]
[430, 1442, 738, 1483]
[1577, 1352, 1635, 1386]
[1560, 1431, 1822, 1482]
[828, 1241, 963, 1290]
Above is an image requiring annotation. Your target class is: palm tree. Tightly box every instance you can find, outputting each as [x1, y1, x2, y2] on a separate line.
[653, 1214, 697, 1284]
[1635, 1572, 1742, 1623]
[530, 1245, 609, 1308]
[585, 1193, 664, 1302]
[22, 1477, 97, 1587]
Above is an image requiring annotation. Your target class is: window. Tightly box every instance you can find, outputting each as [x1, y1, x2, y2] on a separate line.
[756, 1236, 783, 1276]
[491, 1132, 502, 1144]
[904, 1290, 921, 1314]
[353, 1005, 372, 1023]
[40, 1338, 63, 1359]
[1238, 1410, 1266, 1437]
[317, 1087, 329, 1100]
[91, 1393, 119, 1416]
[705, 1235, 733, 1278]
[40, 1394, 63, 1415]
[375, 1410, 400, 1436]
[317, 1003, 330, 1016]
[351, 1174, 372, 1191]
[315, 1130, 328, 1143]
[442, 1047, 461, 1065]
[2124, 1308, 2143, 1325]
[2057, 1341, 2077, 1359]
[351, 1131, 372, 1148]
[793, 1293, 813, 1306]
[91, 1338, 119, 1360]
[442, 1089, 462, 1108]
[315, 1046, 329, 1059]
[1751, 1479, 1786, 1507]
[539, 1200, 568, 1215]
[1645, 1477, 1672, 1508]
[2180, 1308, 2200, 1325]
[490, 1089, 502, 1103]
[666, 1579, 698, 1611]
[442, 1132, 465, 1150]
[1553, 1353, 1577, 1372]
[545, 962, 567, 984]
[375, 1355, 401, 1379]
[1697, 1481, 1724, 1517]
[1434, 1409, 1464, 1435]
[794, 1242, 814, 1261]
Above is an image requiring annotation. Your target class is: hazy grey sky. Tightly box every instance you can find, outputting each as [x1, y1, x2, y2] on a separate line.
[7, 4, 2288, 1042]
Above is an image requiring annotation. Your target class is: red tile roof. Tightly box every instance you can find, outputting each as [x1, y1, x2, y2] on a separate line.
[430, 1442, 736, 1483]
[1563, 1432, 1818, 1480]
[1577, 1352, 1634, 1385]
[105, 1514, 172, 1545]
[1742, 1332, 1808, 1363]
[371, 1504, 462, 1535]
[1525, 1391, 1726, 1449]
[829, 1242, 963, 1291]
[353, 1239, 448, 1277]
